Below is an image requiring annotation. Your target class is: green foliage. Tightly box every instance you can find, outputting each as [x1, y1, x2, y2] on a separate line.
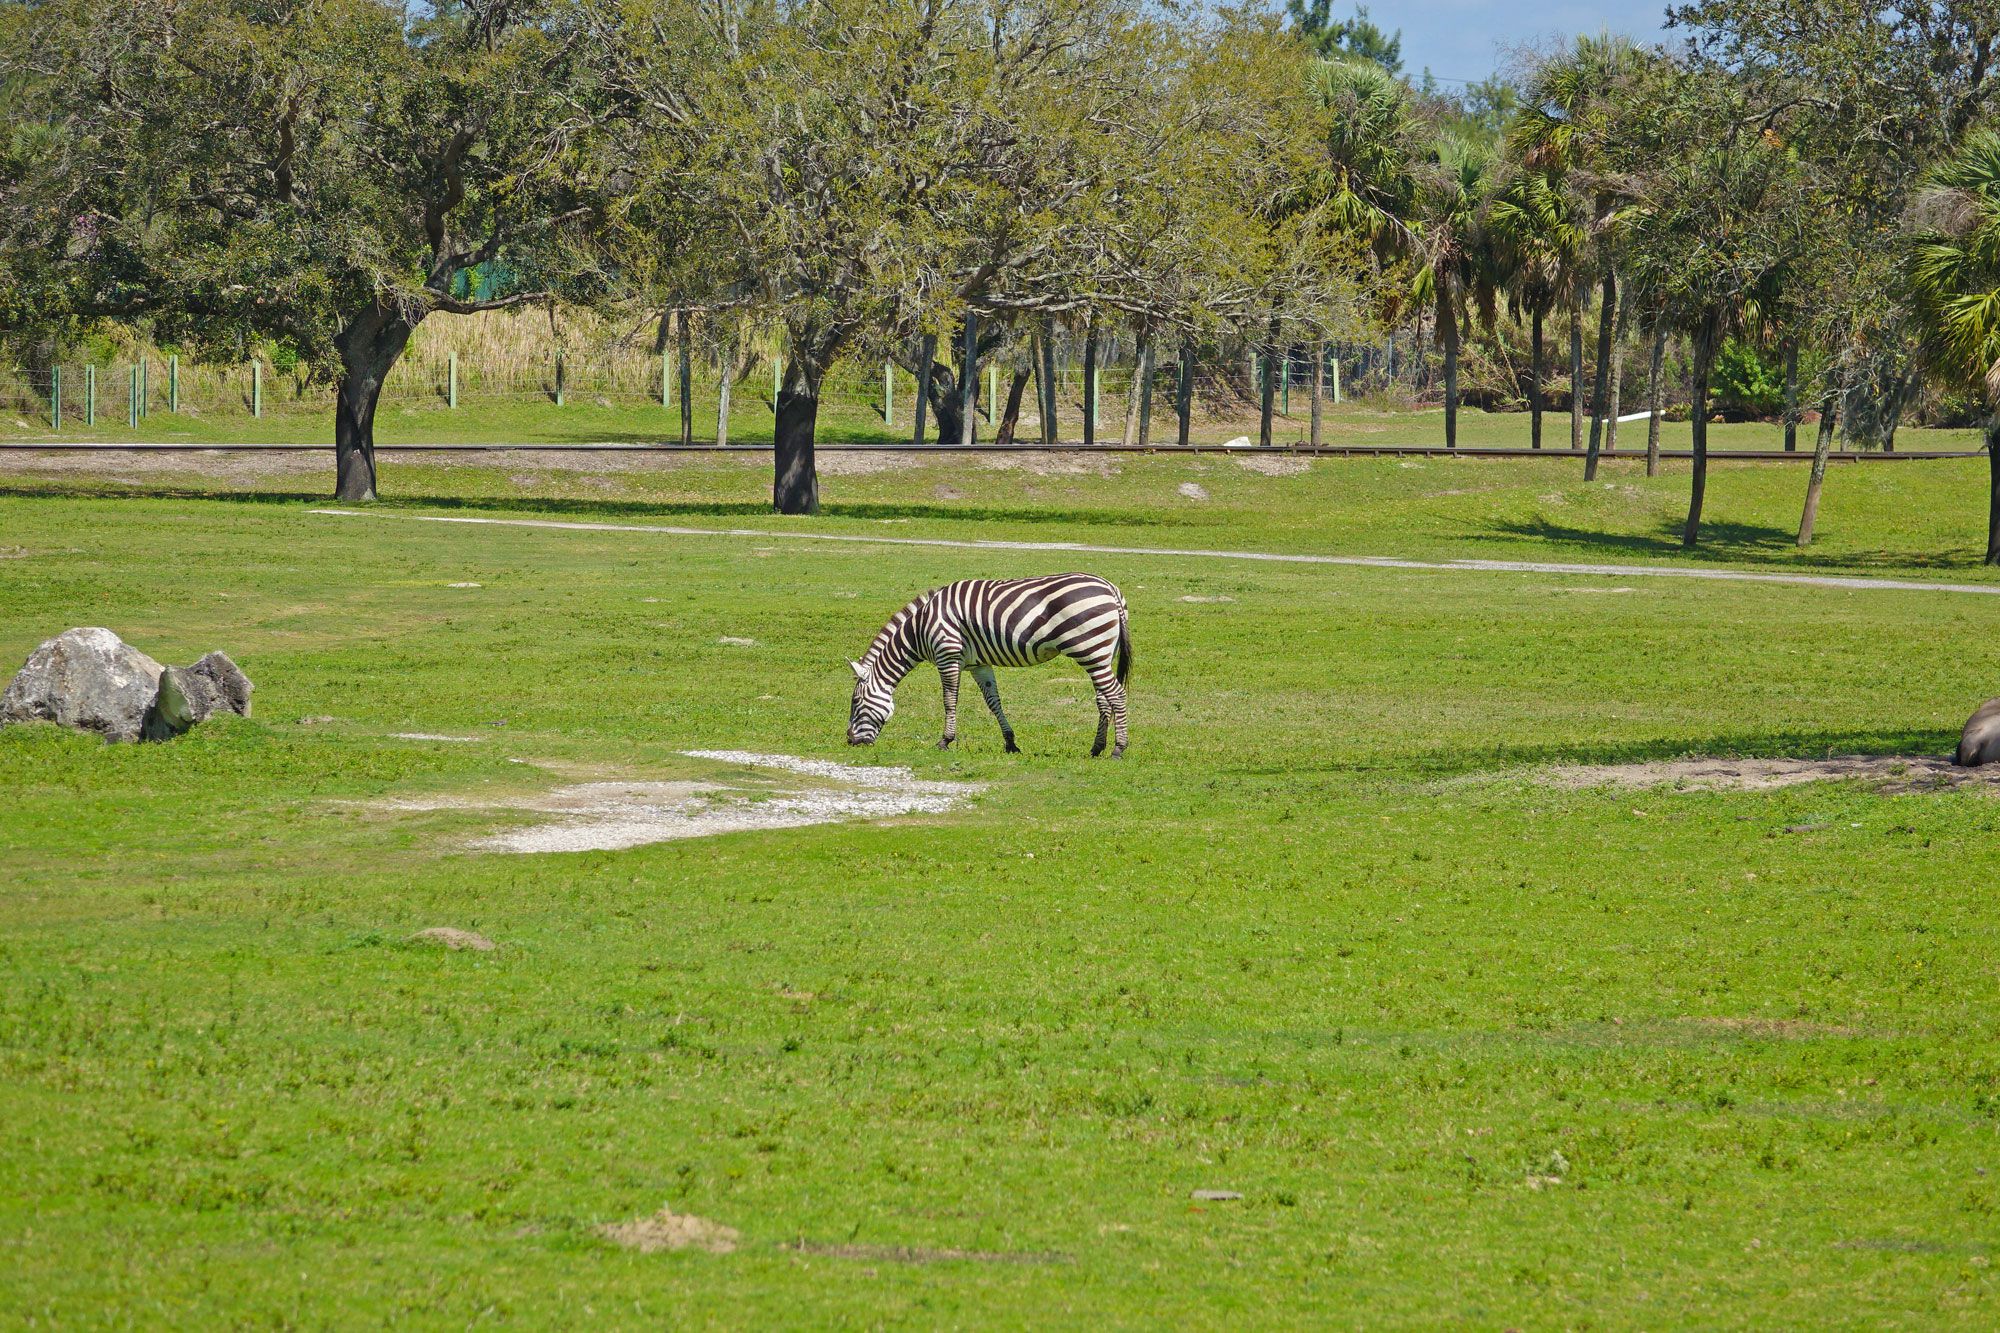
[1711, 336, 1787, 416]
[1905, 129, 2000, 409]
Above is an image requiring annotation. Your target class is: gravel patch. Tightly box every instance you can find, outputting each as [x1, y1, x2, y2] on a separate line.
[599, 1208, 739, 1254]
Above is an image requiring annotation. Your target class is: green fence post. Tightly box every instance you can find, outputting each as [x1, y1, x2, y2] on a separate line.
[661, 351, 671, 410]
[51, 366, 61, 432]
[129, 366, 140, 428]
[554, 352, 564, 407]
[138, 357, 147, 419]
[85, 365, 96, 425]
[168, 355, 179, 413]
[252, 360, 263, 418]
[448, 351, 459, 408]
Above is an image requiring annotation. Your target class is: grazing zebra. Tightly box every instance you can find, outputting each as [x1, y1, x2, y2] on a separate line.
[847, 573, 1133, 756]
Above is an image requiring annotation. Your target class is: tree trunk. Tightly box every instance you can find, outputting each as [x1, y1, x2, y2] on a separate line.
[772, 354, 821, 515]
[1645, 319, 1666, 478]
[676, 312, 693, 447]
[1606, 292, 1629, 453]
[1883, 368, 1919, 453]
[1530, 307, 1544, 450]
[1176, 338, 1194, 447]
[1082, 316, 1098, 448]
[925, 359, 963, 446]
[332, 305, 414, 501]
[959, 314, 978, 447]
[1258, 318, 1278, 447]
[912, 334, 934, 446]
[1439, 281, 1460, 451]
[1584, 270, 1616, 479]
[715, 343, 733, 448]
[1987, 413, 2000, 566]
[1310, 340, 1325, 451]
[1135, 336, 1156, 449]
[994, 367, 1031, 447]
[1040, 328, 1059, 444]
[1782, 338, 1800, 452]
[1569, 294, 1586, 451]
[1797, 368, 1842, 546]
[1683, 323, 1716, 548]
[1123, 325, 1151, 447]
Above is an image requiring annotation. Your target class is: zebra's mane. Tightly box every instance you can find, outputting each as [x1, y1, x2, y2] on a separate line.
[861, 593, 929, 673]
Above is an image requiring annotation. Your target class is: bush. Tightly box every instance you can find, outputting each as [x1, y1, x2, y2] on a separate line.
[1711, 337, 1785, 419]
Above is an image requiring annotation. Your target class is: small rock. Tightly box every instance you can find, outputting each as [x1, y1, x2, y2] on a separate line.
[1956, 698, 2000, 767]
[411, 927, 495, 952]
[1178, 595, 1236, 604]
[1, 628, 164, 743]
[1779, 822, 1830, 835]
[143, 651, 252, 740]
[1177, 483, 1210, 501]
[1221, 435, 1251, 448]
[1190, 1189, 1242, 1202]
[297, 715, 337, 726]
[448, 582, 482, 589]
[718, 636, 758, 647]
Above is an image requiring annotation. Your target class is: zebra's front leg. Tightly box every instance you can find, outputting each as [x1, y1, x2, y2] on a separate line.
[936, 658, 961, 750]
[970, 665, 1019, 753]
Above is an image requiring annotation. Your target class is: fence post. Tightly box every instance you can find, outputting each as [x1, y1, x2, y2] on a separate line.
[1281, 350, 1290, 417]
[168, 355, 179, 413]
[883, 361, 893, 428]
[252, 360, 263, 418]
[660, 351, 670, 410]
[960, 312, 977, 445]
[51, 366, 61, 432]
[1331, 352, 1342, 405]
[773, 349, 783, 413]
[448, 351, 459, 409]
[85, 365, 96, 425]
[987, 363, 997, 421]
[554, 352, 564, 407]
[138, 358, 148, 419]
[129, 366, 140, 428]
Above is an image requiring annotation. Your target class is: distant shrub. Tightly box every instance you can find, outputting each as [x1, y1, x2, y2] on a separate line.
[1711, 337, 1785, 419]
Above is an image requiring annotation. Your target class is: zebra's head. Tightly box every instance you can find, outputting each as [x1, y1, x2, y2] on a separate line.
[846, 658, 895, 745]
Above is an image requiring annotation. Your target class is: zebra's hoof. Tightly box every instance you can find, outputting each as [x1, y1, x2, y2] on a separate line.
[936, 738, 954, 750]
[1110, 748, 1126, 759]
[1004, 740, 1020, 754]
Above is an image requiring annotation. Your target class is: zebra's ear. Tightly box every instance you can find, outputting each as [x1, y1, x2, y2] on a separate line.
[849, 659, 865, 679]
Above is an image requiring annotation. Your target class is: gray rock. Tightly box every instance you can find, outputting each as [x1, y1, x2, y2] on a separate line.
[1190, 1189, 1242, 1201]
[1956, 698, 2000, 767]
[0, 627, 164, 743]
[142, 652, 252, 740]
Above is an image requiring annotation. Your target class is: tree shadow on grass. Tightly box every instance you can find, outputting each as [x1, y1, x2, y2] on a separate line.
[0, 484, 1156, 530]
[1477, 516, 1991, 573]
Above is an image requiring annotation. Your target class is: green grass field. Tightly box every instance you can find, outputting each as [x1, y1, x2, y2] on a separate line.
[4, 448, 1999, 1325]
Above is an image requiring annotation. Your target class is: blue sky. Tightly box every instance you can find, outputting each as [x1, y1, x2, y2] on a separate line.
[1374, 1, 1677, 85]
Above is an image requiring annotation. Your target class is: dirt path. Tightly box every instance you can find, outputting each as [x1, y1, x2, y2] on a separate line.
[310, 508, 2000, 598]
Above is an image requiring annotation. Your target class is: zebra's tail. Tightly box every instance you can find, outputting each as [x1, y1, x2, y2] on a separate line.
[1114, 601, 1132, 685]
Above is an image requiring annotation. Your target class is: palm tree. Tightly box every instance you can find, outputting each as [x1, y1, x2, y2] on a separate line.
[1906, 130, 2000, 565]
[1514, 36, 1647, 478]
[1488, 163, 1586, 448]
[1312, 57, 1494, 449]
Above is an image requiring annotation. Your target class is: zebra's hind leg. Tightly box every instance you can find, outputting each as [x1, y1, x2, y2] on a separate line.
[936, 657, 961, 750]
[1091, 692, 1111, 757]
[970, 665, 1019, 753]
[1106, 680, 1128, 758]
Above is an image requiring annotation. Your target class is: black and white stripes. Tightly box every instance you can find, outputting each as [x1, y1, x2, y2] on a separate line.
[847, 573, 1133, 756]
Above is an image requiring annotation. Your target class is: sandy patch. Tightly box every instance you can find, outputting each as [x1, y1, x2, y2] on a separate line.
[375, 751, 975, 854]
[1541, 754, 1999, 794]
[782, 1240, 1068, 1265]
[410, 927, 495, 951]
[600, 1208, 739, 1255]
[1177, 482, 1210, 500]
[1231, 454, 1311, 477]
[716, 635, 758, 647]
[390, 732, 483, 743]
[1677, 1016, 1861, 1038]
[1178, 594, 1236, 603]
